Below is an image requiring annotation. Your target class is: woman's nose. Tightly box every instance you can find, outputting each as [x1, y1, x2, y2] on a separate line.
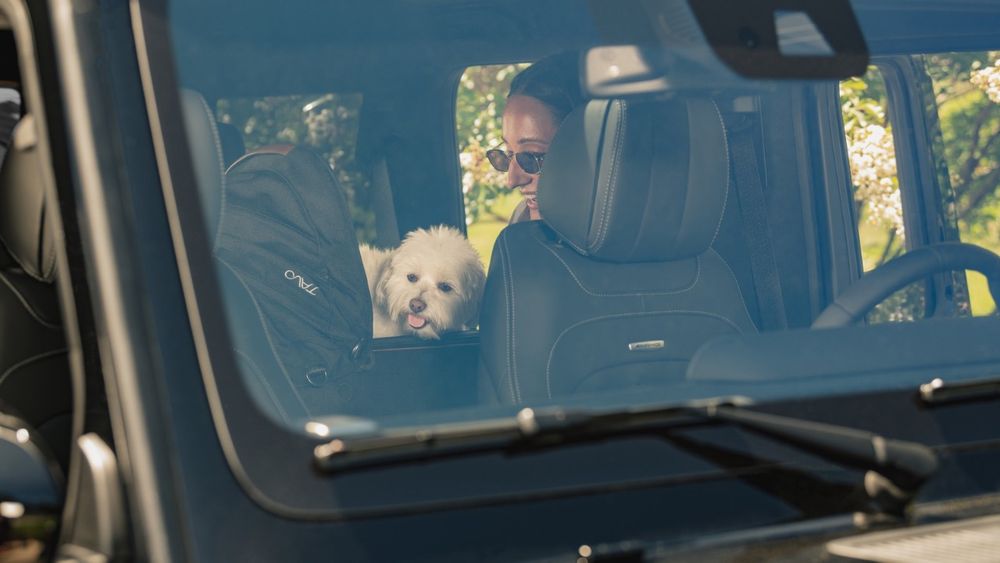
[506, 159, 531, 190]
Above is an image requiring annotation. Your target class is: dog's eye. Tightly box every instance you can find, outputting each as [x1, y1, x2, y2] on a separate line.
[438, 282, 453, 293]
[407, 273, 418, 283]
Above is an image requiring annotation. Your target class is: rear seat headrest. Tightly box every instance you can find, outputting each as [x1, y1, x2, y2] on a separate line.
[0, 114, 56, 282]
[179, 89, 225, 241]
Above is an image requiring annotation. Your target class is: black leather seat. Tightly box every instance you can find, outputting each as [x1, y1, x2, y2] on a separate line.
[0, 112, 71, 462]
[478, 98, 758, 405]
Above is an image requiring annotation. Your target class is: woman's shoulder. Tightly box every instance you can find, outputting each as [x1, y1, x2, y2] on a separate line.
[508, 199, 531, 224]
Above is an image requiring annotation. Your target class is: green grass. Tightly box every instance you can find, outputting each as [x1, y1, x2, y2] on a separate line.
[966, 271, 997, 316]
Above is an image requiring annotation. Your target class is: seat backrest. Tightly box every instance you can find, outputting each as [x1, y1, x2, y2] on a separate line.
[181, 90, 372, 424]
[0, 111, 71, 464]
[478, 98, 757, 404]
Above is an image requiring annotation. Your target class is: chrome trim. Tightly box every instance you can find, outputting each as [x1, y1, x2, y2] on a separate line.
[628, 340, 665, 351]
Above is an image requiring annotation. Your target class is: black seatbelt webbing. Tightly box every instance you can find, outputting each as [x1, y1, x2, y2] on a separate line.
[372, 155, 401, 248]
[728, 116, 788, 331]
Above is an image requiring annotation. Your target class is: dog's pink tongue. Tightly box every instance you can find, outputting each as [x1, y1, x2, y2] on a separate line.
[407, 314, 427, 329]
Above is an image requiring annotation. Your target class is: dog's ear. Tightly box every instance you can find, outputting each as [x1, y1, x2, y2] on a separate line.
[374, 256, 394, 311]
[460, 260, 487, 330]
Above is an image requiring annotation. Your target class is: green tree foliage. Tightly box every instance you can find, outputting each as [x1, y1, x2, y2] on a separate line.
[216, 94, 377, 243]
[455, 63, 529, 224]
[843, 53, 1000, 321]
[927, 51, 1000, 245]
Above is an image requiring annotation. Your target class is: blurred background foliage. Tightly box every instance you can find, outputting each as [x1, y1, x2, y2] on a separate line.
[216, 94, 377, 243]
[843, 52, 999, 320]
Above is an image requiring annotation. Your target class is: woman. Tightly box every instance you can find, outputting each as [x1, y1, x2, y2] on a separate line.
[486, 53, 583, 223]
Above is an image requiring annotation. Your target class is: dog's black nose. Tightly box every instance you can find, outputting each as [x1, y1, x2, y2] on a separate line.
[409, 298, 426, 313]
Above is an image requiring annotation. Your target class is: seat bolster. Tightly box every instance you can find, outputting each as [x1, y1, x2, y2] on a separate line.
[478, 226, 521, 405]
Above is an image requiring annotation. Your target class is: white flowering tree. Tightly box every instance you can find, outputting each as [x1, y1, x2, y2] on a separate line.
[842, 54, 1000, 321]
[841, 74, 905, 271]
[455, 64, 528, 224]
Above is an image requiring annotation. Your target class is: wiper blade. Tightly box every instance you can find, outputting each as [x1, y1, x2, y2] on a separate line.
[313, 396, 749, 473]
[920, 376, 1000, 405]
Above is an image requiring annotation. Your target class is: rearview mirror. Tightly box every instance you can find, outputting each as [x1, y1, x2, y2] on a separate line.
[584, 0, 868, 98]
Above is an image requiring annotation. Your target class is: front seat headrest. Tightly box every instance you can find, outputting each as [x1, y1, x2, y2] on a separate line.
[538, 98, 729, 263]
[180, 89, 224, 241]
[0, 114, 56, 282]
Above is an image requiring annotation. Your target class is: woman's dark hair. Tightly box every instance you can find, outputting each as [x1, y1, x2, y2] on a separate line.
[508, 52, 584, 124]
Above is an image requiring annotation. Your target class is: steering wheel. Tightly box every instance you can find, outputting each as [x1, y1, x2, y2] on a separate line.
[812, 242, 1000, 328]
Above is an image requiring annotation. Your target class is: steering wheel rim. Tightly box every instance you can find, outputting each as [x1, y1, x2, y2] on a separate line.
[812, 242, 1000, 328]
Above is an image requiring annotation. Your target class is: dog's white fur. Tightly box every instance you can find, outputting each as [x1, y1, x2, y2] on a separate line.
[360, 225, 485, 339]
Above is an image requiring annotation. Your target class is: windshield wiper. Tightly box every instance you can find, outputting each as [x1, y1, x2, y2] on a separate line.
[314, 398, 938, 517]
[313, 396, 749, 473]
[920, 376, 1000, 405]
[314, 397, 749, 473]
[694, 404, 938, 517]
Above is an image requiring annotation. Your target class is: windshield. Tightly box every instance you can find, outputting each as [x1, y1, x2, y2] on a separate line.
[150, 0, 1000, 519]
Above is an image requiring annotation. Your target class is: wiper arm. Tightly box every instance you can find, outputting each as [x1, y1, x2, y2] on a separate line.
[314, 399, 938, 516]
[313, 396, 749, 473]
[920, 376, 1000, 405]
[695, 405, 938, 517]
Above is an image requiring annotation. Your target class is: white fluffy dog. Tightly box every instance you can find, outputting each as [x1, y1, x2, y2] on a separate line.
[360, 225, 485, 339]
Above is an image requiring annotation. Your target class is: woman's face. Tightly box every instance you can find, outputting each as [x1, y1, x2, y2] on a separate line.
[501, 95, 560, 221]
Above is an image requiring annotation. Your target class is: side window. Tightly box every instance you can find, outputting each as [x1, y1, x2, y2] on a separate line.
[842, 54, 1000, 323]
[841, 66, 923, 322]
[456, 63, 528, 268]
[215, 93, 375, 243]
[926, 52, 1000, 316]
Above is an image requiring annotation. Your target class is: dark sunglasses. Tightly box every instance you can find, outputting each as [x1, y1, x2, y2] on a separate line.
[485, 148, 546, 175]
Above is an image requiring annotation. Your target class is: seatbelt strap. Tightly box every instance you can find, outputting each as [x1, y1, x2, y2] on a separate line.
[372, 155, 401, 247]
[728, 114, 788, 331]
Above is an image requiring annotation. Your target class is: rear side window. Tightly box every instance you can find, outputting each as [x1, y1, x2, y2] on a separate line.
[215, 93, 376, 243]
[456, 63, 528, 268]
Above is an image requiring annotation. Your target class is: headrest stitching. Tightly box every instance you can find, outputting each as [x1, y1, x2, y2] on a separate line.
[592, 100, 628, 254]
[708, 101, 730, 248]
